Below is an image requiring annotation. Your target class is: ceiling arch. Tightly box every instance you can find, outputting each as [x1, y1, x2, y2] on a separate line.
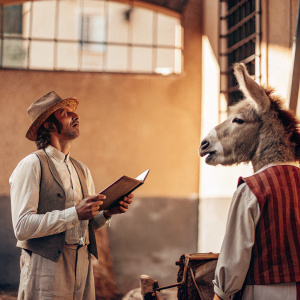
[0, 0, 190, 14]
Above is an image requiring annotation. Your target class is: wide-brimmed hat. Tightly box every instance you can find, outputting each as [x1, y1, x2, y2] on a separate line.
[26, 91, 79, 141]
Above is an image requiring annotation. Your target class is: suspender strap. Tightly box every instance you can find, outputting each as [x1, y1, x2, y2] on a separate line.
[70, 157, 98, 260]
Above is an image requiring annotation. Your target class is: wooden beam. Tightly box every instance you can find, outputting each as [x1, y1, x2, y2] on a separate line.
[0, 0, 182, 18]
[288, 0, 300, 114]
[0, 0, 36, 4]
[113, 0, 181, 18]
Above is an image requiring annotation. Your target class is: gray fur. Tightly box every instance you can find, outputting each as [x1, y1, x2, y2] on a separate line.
[199, 63, 300, 172]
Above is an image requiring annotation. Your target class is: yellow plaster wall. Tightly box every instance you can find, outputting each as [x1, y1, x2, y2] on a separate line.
[0, 0, 202, 199]
[265, 0, 299, 97]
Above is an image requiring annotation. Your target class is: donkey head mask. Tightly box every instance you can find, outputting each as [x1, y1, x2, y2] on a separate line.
[199, 63, 300, 172]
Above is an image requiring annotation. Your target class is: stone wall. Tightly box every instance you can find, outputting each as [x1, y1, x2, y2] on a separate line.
[108, 196, 199, 295]
[0, 196, 20, 289]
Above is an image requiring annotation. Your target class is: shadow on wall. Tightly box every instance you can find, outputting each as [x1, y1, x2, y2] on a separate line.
[0, 196, 20, 290]
[108, 196, 199, 296]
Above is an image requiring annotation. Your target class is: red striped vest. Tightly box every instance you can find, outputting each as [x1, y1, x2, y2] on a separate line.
[239, 165, 300, 285]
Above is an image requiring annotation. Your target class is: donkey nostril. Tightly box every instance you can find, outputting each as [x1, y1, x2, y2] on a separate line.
[201, 140, 210, 150]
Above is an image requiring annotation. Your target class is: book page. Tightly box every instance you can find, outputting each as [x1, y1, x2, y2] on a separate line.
[135, 169, 150, 182]
[99, 169, 150, 210]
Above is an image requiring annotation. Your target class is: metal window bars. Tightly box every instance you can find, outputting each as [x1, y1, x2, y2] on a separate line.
[219, 0, 261, 107]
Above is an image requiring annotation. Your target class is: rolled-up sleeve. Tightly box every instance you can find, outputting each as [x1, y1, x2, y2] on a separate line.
[213, 183, 260, 300]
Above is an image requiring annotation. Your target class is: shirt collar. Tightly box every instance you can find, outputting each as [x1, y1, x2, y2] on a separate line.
[255, 161, 299, 174]
[45, 145, 70, 163]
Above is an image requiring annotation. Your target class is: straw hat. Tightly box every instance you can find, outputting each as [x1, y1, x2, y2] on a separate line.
[26, 91, 79, 141]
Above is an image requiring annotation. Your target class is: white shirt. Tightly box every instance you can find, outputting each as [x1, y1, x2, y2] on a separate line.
[213, 162, 299, 300]
[9, 145, 109, 245]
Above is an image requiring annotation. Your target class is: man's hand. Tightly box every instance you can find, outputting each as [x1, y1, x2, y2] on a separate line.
[103, 193, 134, 219]
[75, 194, 106, 220]
[213, 294, 222, 300]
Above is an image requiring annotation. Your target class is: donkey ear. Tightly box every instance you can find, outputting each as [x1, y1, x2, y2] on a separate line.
[233, 63, 270, 111]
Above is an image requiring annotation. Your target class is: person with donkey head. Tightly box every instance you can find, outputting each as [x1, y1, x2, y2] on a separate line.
[200, 64, 300, 300]
[10, 91, 134, 299]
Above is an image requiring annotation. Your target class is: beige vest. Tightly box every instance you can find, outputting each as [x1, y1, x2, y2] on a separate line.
[17, 149, 98, 262]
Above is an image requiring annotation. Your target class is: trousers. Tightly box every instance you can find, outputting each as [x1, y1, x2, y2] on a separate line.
[17, 245, 95, 300]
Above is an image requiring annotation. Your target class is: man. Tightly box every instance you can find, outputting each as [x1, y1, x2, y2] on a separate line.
[10, 91, 133, 299]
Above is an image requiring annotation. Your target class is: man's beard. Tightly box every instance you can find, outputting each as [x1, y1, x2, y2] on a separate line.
[60, 124, 79, 140]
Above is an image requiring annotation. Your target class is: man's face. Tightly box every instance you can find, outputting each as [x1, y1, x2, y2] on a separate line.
[53, 106, 80, 140]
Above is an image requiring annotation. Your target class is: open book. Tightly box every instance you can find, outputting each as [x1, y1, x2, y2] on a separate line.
[99, 169, 150, 211]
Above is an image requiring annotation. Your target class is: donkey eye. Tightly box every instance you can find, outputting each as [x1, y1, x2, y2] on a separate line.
[232, 117, 244, 124]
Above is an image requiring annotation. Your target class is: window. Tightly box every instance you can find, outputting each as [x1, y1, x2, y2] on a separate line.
[219, 0, 261, 105]
[0, 0, 183, 75]
[81, 15, 106, 53]
[0, 5, 26, 68]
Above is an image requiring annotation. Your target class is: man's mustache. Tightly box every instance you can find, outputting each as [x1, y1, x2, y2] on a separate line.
[71, 120, 79, 126]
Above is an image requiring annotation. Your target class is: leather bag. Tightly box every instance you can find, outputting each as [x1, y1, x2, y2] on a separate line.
[177, 253, 219, 300]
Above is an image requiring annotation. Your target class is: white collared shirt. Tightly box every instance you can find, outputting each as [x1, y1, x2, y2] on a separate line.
[9, 145, 109, 245]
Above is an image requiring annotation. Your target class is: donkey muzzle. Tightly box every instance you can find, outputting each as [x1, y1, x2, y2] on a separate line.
[199, 139, 210, 157]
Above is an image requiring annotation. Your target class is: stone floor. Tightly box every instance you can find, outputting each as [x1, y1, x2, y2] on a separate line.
[0, 288, 178, 300]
